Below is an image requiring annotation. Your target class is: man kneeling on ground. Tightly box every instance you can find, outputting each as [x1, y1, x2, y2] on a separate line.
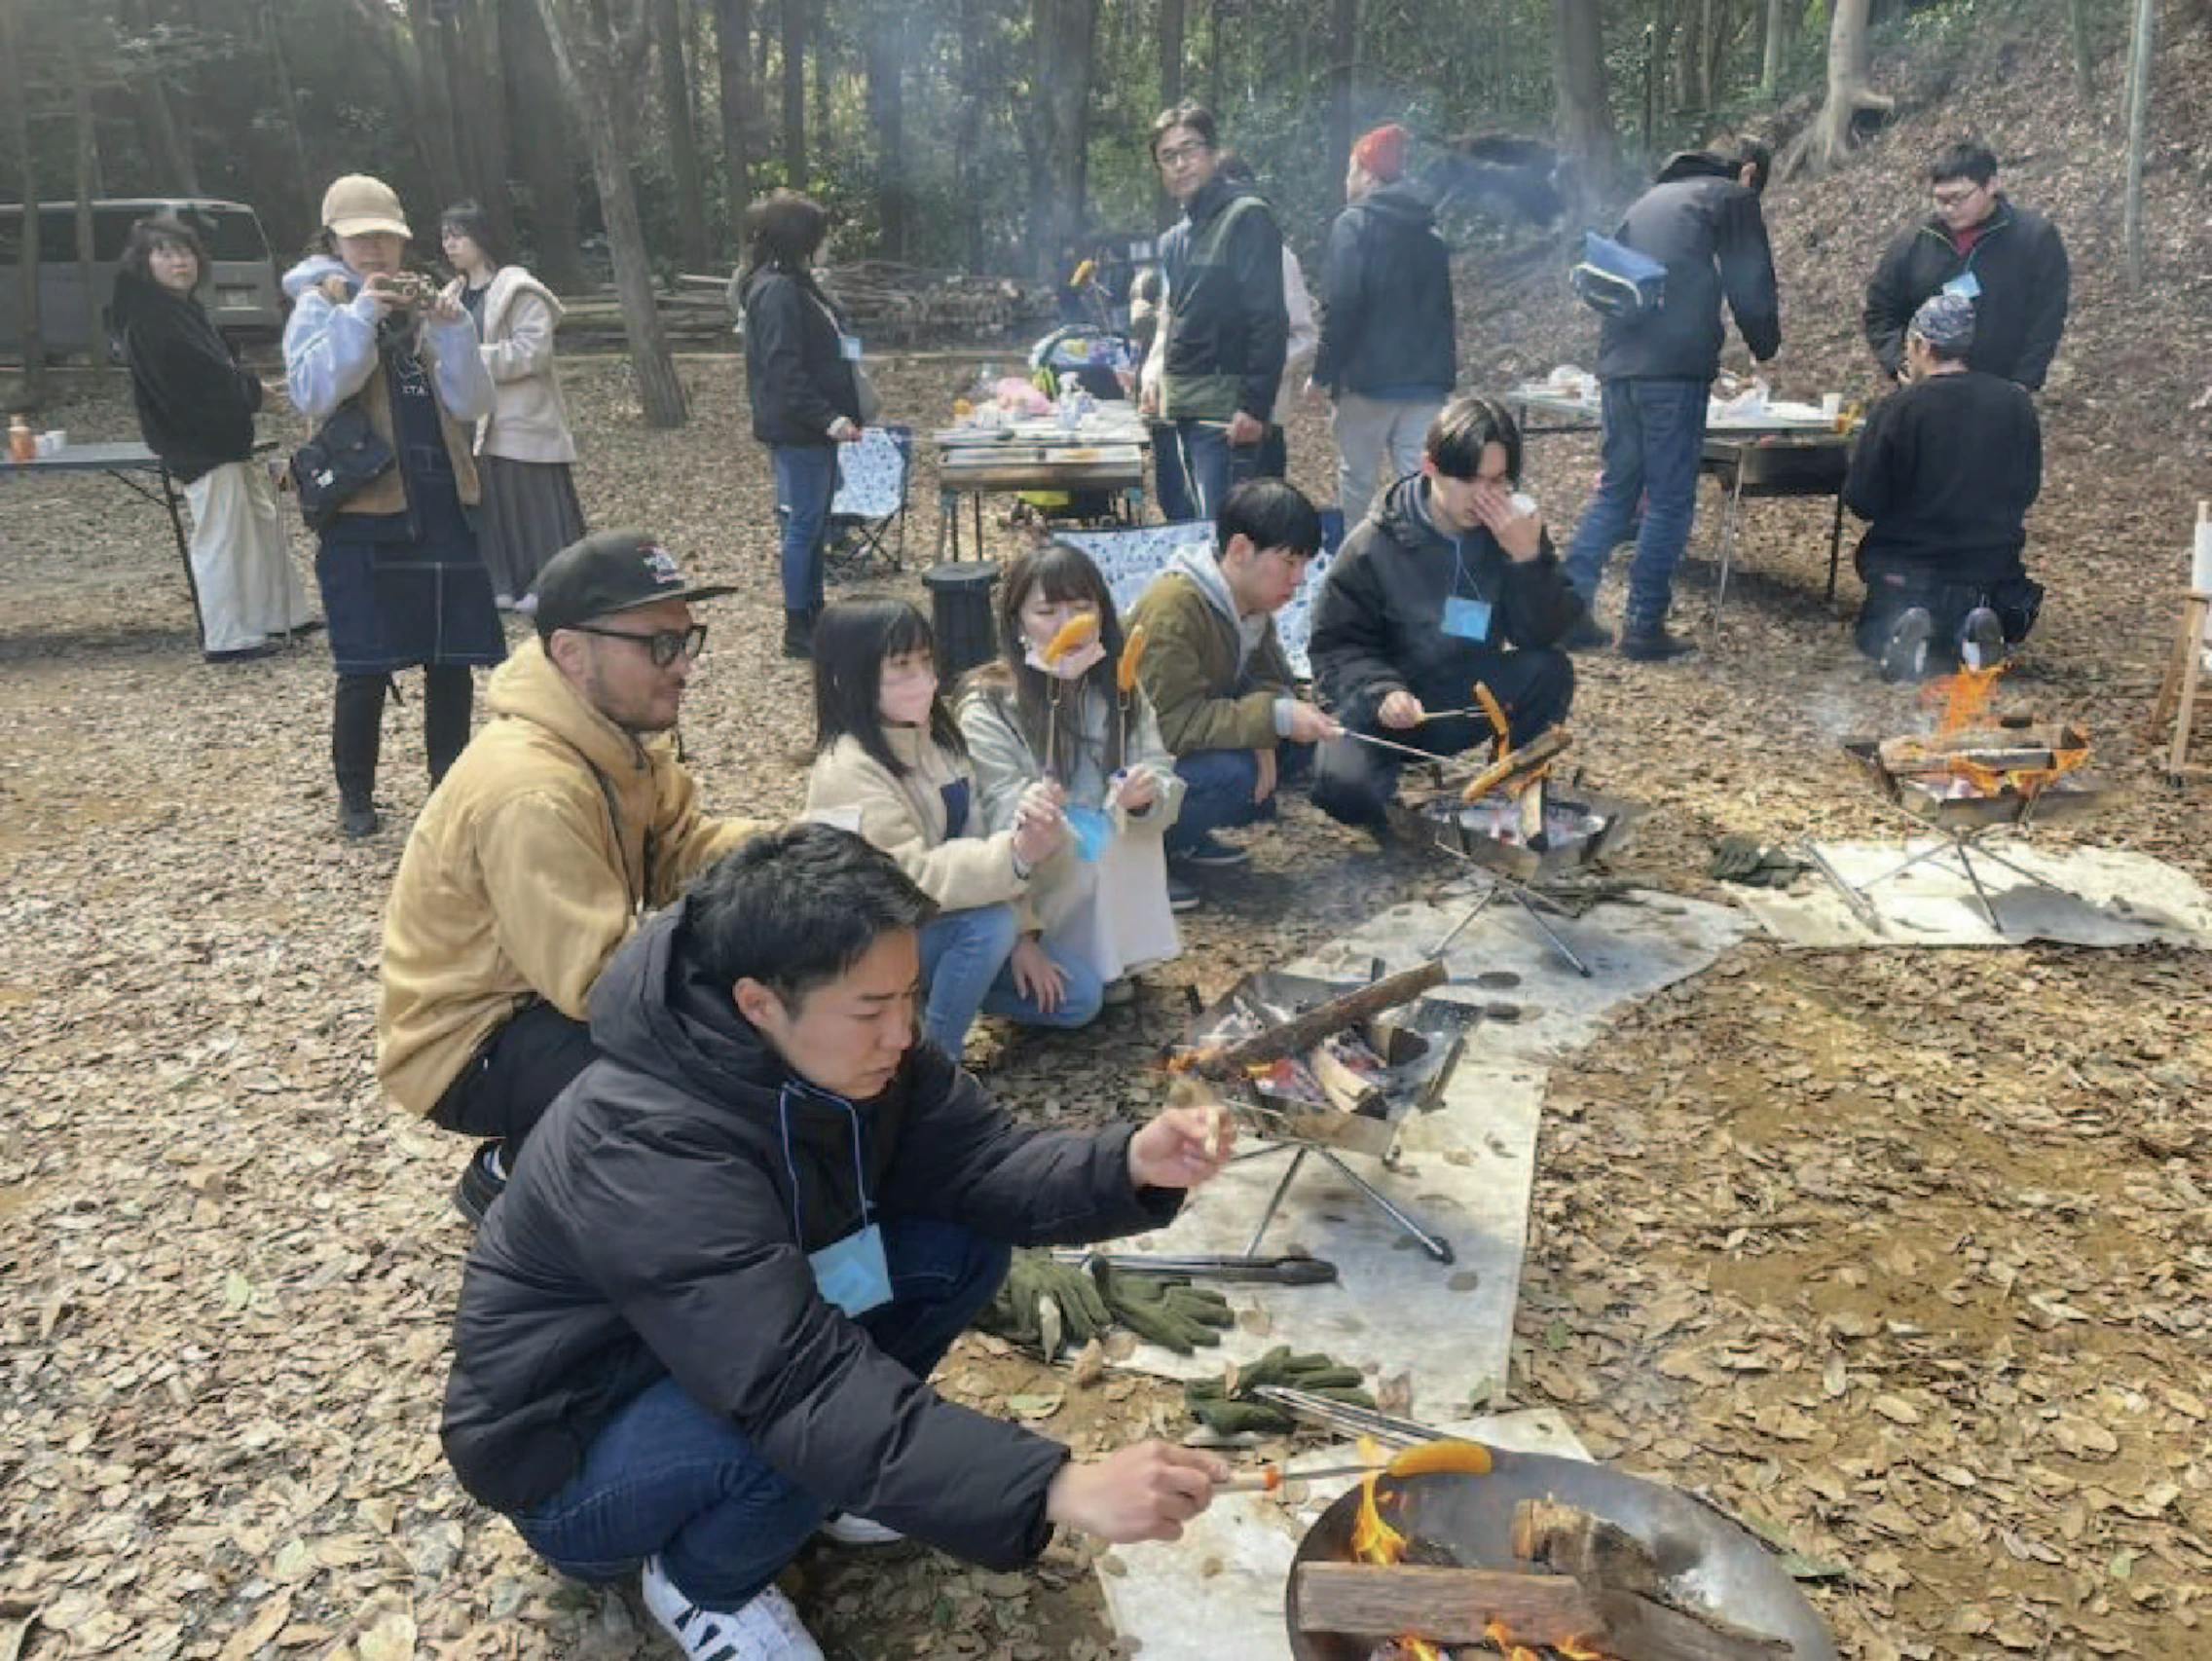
[440, 825, 1234, 1659]
[1129, 478, 1342, 876]
[378, 531, 763, 1224]
[1309, 396, 1584, 830]
[1844, 292, 2045, 683]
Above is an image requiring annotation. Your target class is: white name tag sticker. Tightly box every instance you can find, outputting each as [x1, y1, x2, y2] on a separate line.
[807, 805, 865, 835]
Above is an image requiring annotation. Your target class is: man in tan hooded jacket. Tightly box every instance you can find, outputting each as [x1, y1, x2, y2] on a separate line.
[379, 531, 764, 1222]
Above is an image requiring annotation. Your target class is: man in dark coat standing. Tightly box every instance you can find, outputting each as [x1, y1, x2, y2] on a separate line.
[1862, 139, 2069, 392]
[1310, 397, 1584, 830]
[1560, 142, 1781, 662]
[1142, 101, 1290, 521]
[1311, 123, 1458, 528]
[441, 825, 1234, 1660]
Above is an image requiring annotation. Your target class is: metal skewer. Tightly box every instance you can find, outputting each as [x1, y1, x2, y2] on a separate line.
[1338, 729, 1458, 767]
[1216, 1458, 1383, 1494]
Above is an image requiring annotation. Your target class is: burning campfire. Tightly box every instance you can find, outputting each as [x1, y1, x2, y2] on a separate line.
[1877, 663, 2090, 805]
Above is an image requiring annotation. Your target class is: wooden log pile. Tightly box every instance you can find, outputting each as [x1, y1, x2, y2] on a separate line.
[553, 263, 1057, 351]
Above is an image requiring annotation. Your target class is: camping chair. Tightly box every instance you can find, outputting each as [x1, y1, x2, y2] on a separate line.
[828, 424, 913, 577]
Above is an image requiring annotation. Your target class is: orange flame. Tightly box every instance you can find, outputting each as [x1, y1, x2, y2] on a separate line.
[1923, 662, 2008, 738]
[1349, 1475, 1443, 1661]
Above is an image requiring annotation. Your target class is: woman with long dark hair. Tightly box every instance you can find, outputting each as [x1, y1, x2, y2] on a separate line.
[439, 201, 585, 608]
[736, 190, 865, 659]
[804, 597, 1100, 1052]
[282, 173, 503, 839]
[957, 544, 1185, 1004]
[112, 215, 311, 659]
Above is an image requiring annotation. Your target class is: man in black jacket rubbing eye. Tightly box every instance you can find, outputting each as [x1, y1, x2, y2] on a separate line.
[440, 823, 1235, 1661]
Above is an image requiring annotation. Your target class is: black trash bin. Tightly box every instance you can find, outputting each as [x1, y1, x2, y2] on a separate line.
[925, 561, 1002, 679]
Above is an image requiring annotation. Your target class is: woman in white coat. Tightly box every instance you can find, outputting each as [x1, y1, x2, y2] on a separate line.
[440, 203, 587, 606]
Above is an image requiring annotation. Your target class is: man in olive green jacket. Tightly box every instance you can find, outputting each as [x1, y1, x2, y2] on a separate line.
[1128, 480, 1341, 871]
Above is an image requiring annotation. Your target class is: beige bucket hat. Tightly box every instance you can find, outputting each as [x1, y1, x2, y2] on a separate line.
[320, 174, 412, 240]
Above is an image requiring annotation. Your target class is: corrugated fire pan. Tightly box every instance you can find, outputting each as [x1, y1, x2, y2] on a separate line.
[1392, 788, 1645, 884]
[1843, 739, 2114, 831]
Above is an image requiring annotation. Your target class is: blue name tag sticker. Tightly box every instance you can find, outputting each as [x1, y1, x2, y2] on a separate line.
[1063, 803, 1114, 863]
[838, 333, 865, 361]
[808, 1222, 893, 1317]
[1943, 271, 1982, 301]
[1442, 596, 1494, 643]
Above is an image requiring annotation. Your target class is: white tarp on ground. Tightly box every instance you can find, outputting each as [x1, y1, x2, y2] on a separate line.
[1736, 841, 2212, 949]
[1110, 884, 1751, 1417]
[1097, 1409, 1592, 1661]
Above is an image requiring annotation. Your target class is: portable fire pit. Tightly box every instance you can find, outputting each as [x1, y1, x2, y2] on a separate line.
[1819, 671, 2114, 935]
[1174, 965, 1477, 1264]
[1284, 1450, 1838, 1660]
[1391, 783, 1643, 978]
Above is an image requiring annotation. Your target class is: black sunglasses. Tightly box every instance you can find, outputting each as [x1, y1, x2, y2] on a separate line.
[565, 622, 708, 667]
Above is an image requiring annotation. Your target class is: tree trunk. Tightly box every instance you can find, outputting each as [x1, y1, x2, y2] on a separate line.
[1780, 0, 1891, 178]
[461, 0, 520, 249]
[65, 18, 105, 376]
[1760, 0, 1791, 91]
[1205, 0, 1222, 112]
[955, 0, 989, 267]
[116, 0, 200, 196]
[2069, 0, 2098, 111]
[1157, 0, 1184, 224]
[536, 0, 690, 425]
[256, 0, 317, 242]
[4, 0, 42, 404]
[500, 0, 586, 288]
[2121, 0, 2155, 289]
[1028, 0, 1098, 280]
[781, 0, 806, 184]
[1328, 0, 1357, 204]
[652, 0, 710, 266]
[402, 0, 468, 205]
[1552, 0, 1617, 219]
[715, 0, 756, 231]
[812, 16, 832, 169]
[1695, 0, 1718, 110]
[864, 15, 909, 260]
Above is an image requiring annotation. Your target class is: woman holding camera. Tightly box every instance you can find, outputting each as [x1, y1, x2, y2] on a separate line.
[112, 215, 312, 660]
[438, 201, 585, 609]
[283, 173, 503, 839]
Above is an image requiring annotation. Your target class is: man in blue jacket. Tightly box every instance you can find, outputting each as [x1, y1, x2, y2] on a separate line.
[441, 824, 1234, 1660]
[1311, 123, 1457, 528]
[1561, 142, 1781, 662]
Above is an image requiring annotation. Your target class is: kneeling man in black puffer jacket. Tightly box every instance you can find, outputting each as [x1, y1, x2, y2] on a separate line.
[441, 823, 1234, 1660]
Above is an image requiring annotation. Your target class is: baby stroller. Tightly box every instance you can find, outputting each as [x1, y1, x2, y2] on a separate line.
[1014, 322, 1141, 530]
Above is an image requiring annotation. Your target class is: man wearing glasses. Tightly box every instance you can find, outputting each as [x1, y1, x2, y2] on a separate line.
[1863, 138, 2070, 391]
[379, 531, 766, 1224]
[1140, 101, 1289, 521]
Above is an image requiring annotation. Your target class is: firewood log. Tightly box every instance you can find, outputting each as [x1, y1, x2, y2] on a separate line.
[1511, 1496, 1663, 1598]
[1179, 961, 1447, 1077]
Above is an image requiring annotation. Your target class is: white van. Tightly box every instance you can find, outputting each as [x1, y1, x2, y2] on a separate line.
[0, 198, 284, 360]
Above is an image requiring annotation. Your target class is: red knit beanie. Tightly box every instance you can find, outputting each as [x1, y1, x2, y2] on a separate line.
[1351, 124, 1410, 183]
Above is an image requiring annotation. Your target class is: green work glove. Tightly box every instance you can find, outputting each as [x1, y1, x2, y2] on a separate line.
[1095, 1264, 1235, 1354]
[1185, 1345, 1376, 1436]
[977, 1249, 1113, 1359]
[1710, 833, 1808, 888]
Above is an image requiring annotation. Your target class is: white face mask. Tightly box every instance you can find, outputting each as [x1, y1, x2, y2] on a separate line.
[879, 669, 940, 726]
[1024, 638, 1107, 681]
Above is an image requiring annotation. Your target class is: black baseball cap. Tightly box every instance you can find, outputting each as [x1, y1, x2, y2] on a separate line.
[530, 531, 735, 636]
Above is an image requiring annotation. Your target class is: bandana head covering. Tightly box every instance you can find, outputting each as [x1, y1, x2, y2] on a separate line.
[1909, 291, 1976, 356]
[1351, 124, 1411, 184]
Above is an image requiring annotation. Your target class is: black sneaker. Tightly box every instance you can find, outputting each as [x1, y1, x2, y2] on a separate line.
[783, 609, 816, 660]
[453, 1141, 507, 1227]
[1959, 607, 2007, 671]
[1167, 873, 1203, 913]
[1560, 614, 1613, 652]
[1171, 832, 1250, 868]
[1879, 607, 1935, 683]
[1617, 623, 1695, 662]
[339, 801, 381, 839]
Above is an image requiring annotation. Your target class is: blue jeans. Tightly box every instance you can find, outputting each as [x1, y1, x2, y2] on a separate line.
[918, 903, 1104, 1053]
[1174, 421, 1262, 521]
[513, 1216, 1010, 1609]
[1562, 378, 1710, 631]
[1166, 744, 1312, 855]
[771, 445, 839, 613]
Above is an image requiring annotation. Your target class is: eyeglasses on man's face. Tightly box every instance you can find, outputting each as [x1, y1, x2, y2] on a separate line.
[567, 622, 709, 668]
[1156, 141, 1210, 169]
[1932, 183, 1987, 209]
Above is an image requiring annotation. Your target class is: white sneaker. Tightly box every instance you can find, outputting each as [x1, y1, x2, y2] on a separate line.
[640, 1555, 824, 1661]
[818, 1511, 904, 1546]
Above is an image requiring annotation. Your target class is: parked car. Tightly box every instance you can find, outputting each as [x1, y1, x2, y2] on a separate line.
[0, 198, 283, 361]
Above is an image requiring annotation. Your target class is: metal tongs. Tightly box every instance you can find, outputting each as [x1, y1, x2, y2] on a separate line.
[1250, 1384, 1443, 1448]
[1050, 1249, 1339, 1285]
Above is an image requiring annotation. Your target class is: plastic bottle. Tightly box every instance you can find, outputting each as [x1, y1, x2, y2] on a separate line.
[9, 415, 34, 463]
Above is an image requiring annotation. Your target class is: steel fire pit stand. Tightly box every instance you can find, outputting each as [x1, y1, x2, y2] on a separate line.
[1428, 869, 1595, 978]
[1230, 1138, 1456, 1264]
[1800, 819, 2076, 936]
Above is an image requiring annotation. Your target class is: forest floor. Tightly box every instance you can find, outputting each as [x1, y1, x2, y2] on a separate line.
[4, 20, 2211, 1661]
